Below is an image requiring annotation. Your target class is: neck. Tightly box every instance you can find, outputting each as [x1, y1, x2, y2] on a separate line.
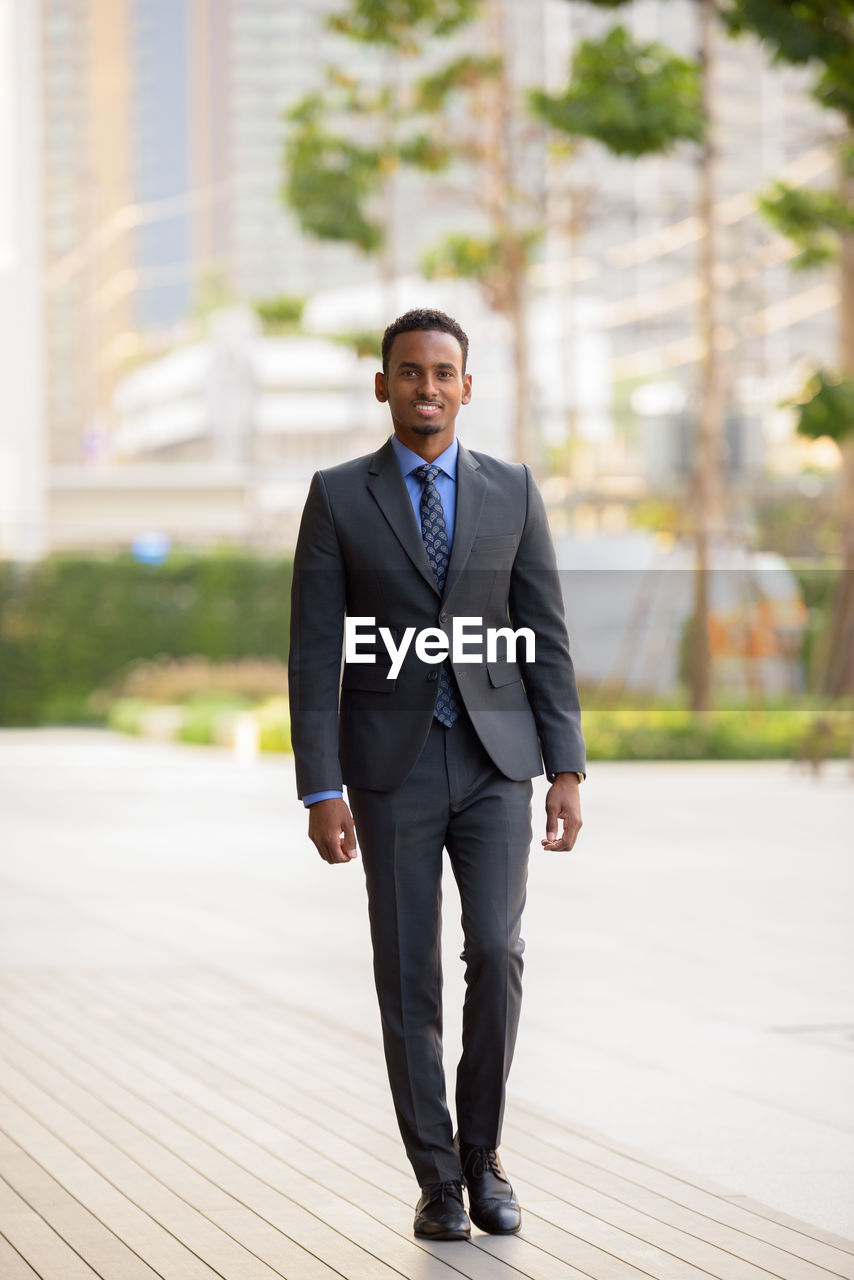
[393, 427, 455, 464]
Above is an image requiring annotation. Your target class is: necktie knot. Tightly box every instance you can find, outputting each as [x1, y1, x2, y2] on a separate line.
[414, 463, 441, 488]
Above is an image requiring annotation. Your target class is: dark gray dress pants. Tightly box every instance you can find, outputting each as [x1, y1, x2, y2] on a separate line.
[348, 712, 533, 1187]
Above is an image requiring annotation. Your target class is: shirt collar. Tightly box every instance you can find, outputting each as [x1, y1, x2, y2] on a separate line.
[390, 433, 458, 481]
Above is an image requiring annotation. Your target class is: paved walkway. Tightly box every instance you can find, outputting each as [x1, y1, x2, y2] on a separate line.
[0, 729, 852, 1280]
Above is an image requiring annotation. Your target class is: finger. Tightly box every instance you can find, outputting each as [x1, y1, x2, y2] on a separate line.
[341, 813, 357, 859]
[326, 833, 356, 864]
[541, 816, 582, 851]
[544, 800, 560, 844]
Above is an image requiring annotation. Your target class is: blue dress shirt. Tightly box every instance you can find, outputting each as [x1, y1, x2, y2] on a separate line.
[302, 435, 458, 807]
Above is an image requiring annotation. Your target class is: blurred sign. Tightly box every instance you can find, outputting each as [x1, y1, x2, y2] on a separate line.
[131, 531, 171, 564]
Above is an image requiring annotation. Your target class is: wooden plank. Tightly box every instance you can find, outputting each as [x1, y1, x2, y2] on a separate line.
[0, 985, 664, 1280]
[0, 1177, 100, 1280]
[5, 982, 603, 1280]
[0, 980, 643, 1280]
[0, 1230, 48, 1280]
[0, 1055, 405, 1280]
[0, 1067, 293, 1280]
[10, 972, 854, 1280]
[83, 979, 854, 1280]
[0, 1131, 162, 1280]
[509, 1106, 854, 1278]
[0, 1002, 515, 1280]
[157, 978, 854, 1280]
[504, 1143, 840, 1280]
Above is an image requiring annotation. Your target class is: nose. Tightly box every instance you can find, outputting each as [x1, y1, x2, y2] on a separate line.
[419, 372, 438, 398]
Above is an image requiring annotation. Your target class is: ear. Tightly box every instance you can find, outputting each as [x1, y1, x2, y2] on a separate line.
[375, 371, 387, 403]
[461, 373, 472, 406]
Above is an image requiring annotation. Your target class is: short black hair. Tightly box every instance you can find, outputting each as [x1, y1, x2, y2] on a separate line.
[381, 308, 469, 374]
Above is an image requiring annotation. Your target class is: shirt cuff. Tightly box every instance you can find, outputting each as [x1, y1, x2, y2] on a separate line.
[302, 790, 344, 807]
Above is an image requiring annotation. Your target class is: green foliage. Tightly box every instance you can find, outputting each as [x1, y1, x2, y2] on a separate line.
[282, 0, 485, 259]
[529, 25, 704, 157]
[721, 0, 854, 63]
[422, 229, 540, 308]
[722, 0, 854, 124]
[788, 561, 843, 690]
[755, 492, 841, 560]
[0, 553, 292, 726]
[255, 295, 306, 334]
[582, 705, 852, 761]
[284, 97, 385, 253]
[396, 133, 453, 171]
[178, 696, 251, 746]
[328, 0, 480, 48]
[786, 367, 854, 444]
[422, 232, 503, 280]
[111, 655, 288, 703]
[108, 694, 292, 754]
[330, 330, 384, 358]
[108, 691, 852, 763]
[416, 55, 502, 111]
[758, 181, 854, 268]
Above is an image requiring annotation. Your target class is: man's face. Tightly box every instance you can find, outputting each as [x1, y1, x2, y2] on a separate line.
[375, 329, 472, 450]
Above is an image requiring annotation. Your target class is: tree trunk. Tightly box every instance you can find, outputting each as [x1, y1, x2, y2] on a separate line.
[825, 129, 854, 698]
[492, 1, 536, 468]
[508, 250, 534, 467]
[690, 0, 724, 714]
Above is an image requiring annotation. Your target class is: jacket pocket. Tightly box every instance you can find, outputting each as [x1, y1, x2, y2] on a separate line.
[471, 534, 519, 554]
[486, 660, 522, 688]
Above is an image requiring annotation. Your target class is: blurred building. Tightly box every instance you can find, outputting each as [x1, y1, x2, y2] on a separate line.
[41, 0, 135, 465]
[49, 308, 382, 549]
[21, 0, 844, 551]
[39, 0, 358, 468]
[1, 0, 46, 560]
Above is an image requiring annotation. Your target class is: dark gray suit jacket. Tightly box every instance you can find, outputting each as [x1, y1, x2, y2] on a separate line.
[288, 438, 585, 796]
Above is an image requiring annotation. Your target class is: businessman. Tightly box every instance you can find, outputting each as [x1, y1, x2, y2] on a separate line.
[289, 308, 585, 1240]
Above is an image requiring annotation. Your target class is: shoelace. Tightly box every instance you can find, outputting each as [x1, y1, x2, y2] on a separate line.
[466, 1148, 507, 1182]
[430, 1180, 463, 1204]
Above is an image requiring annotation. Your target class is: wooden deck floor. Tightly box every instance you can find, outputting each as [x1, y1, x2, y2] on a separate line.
[1, 967, 852, 1280]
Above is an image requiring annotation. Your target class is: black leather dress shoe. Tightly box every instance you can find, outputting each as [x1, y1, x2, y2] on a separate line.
[413, 1180, 471, 1240]
[456, 1139, 521, 1234]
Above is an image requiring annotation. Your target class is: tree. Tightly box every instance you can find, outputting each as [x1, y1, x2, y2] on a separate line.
[283, 0, 478, 296]
[283, 0, 545, 464]
[723, 0, 854, 695]
[530, 2, 723, 713]
[418, 4, 541, 464]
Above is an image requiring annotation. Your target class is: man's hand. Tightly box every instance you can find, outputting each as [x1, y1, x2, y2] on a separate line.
[541, 773, 583, 852]
[308, 798, 358, 864]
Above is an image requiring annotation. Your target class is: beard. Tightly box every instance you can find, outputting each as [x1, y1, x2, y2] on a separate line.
[410, 422, 444, 435]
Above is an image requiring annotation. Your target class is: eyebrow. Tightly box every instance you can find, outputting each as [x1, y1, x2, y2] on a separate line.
[397, 361, 458, 372]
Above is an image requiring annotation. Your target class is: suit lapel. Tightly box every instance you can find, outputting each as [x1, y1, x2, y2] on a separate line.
[367, 439, 439, 595]
[443, 442, 485, 604]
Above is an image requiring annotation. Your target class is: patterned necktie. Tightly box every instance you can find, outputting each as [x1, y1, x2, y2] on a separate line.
[413, 463, 461, 728]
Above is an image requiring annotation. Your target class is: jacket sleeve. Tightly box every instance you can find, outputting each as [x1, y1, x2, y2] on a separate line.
[508, 464, 586, 779]
[288, 470, 346, 798]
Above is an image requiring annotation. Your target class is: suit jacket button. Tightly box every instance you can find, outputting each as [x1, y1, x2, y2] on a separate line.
[440, 611, 449, 622]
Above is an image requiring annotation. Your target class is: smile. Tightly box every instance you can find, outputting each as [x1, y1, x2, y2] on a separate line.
[413, 403, 441, 416]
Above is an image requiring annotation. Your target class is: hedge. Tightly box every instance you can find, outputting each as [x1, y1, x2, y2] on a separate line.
[0, 553, 292, 725]
[106, 694, 852, 763]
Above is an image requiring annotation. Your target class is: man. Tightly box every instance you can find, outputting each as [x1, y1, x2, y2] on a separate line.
[289, 308, 585, 1241]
